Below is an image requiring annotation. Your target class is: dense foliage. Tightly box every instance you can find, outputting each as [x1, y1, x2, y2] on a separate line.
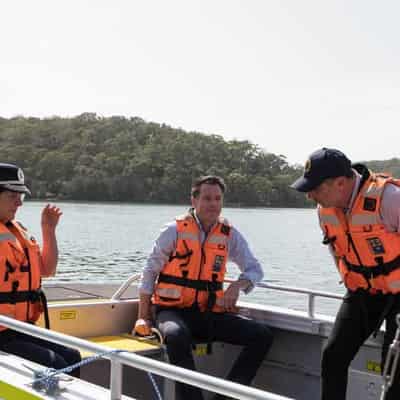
[363, 159, 400, 179]
[1, 114, 398, 207]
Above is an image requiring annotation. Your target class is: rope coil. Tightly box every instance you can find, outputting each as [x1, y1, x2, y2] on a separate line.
[30, 349, 162, 399]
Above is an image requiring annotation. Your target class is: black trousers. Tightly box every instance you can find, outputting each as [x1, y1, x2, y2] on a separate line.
[156, 306, 273, 400]
[0, 328, 81, 377]
[321, 290, 400, 400]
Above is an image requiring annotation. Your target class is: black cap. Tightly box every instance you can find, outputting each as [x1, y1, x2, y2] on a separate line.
[290, 148, 352, 192]
[0, 163, 31, 195]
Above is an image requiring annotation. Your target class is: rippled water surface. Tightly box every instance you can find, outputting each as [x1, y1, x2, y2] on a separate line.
[19, 202, 345, 315]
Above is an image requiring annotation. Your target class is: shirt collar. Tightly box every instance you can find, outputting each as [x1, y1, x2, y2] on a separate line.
[344, 169, 361, 214]
[192, 209, 218, 234]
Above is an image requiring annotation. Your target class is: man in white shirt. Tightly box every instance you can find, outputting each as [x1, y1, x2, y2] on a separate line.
[133, 175, 273, 400]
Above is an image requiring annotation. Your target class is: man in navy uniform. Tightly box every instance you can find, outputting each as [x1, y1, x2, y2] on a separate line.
[291, 148, 400, 400]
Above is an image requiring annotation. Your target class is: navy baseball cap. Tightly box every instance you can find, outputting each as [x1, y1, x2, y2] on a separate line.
[0, 163, 31, 195]
[290, 148, 352, 192]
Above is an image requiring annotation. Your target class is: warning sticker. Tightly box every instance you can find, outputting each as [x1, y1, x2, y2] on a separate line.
[60, 310, 77, 320]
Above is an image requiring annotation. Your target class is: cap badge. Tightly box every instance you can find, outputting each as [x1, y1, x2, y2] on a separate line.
[304, 159, 312, 173]
[17, 168, 24, 182]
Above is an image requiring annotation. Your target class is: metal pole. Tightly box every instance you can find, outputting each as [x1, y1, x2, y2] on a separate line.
[381, 314, 400, 400]
[308, 294, 315, 318]
[111, 273, 141, 300]
[110, 359, 123, 400]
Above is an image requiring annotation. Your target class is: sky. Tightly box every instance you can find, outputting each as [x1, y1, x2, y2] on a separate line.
[2, 0, 400, 166]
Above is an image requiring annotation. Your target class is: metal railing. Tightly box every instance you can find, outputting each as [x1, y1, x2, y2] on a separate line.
[0, 316, 293, 400]
[111, 273, 142, 300]
[253, 281, 343, 318]
[112, 275, 344, 318]
[381, 314, 400, 400]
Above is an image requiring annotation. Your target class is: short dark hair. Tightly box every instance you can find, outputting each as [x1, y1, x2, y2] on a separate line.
[191, 175, 226, 198]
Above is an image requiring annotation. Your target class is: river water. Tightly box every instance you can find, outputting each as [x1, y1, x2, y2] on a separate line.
[19, 202, 346, 316]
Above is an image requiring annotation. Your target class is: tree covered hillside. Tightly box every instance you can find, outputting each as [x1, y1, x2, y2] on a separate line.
[364, 159, 400, 178]
[1, 114, 398, 207]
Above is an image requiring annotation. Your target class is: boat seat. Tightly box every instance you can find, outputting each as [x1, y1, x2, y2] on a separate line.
[80, 334, 163, 358]
[80, 332, 216, 360]
[78, 334, 167, 399]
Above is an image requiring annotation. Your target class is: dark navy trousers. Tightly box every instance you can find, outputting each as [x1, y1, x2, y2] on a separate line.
[321, 290, 400, 400]
[156, 306, 273, 400]
[0, 328, 81, 377]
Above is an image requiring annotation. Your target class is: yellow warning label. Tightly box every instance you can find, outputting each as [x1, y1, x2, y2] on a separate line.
[193, 343, 208, 356]
[367, 360, 381, 374]
[60, 310, 77, 320]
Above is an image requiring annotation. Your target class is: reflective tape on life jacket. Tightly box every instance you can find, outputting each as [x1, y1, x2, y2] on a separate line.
[155, 287, 181, 299]
[350, 214, 381, 226]
[208, 235, 228, 245]
[319, 172, 400, 294]
[0, 221, 44, 331]
[153, 213, 230, 312]
[0, 233, 16, 242]
[177, 232, 198, 241]
[319, 214, 340, 226]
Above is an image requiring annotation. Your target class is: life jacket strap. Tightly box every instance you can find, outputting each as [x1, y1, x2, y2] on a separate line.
[168, 240, 193, 264]
[345, 255, 400, 278]
[0, 289, 42, 304]
[158, 273, 223, 291]
[0, 288, 50, 329]
[38, 289, 50, 329]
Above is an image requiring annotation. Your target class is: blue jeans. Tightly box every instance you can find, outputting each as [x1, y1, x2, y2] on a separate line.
[156, 306, 273, 400]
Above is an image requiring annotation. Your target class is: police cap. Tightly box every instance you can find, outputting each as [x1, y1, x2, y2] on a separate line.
[0, 163, 31, 195]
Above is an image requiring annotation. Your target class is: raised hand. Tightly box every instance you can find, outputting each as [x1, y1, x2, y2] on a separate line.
[41, 204, 62, 231]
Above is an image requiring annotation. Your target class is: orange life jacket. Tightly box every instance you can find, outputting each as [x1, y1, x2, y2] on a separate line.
[319, 170, 400, 294]
[0, 220, 44, 331]
[153, 213, 231, 312]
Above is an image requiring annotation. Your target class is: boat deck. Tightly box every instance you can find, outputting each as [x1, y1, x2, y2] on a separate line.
[1, 281, 387, 400]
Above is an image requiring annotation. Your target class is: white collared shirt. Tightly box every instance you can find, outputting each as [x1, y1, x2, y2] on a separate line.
[345, 170, 400, 232]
